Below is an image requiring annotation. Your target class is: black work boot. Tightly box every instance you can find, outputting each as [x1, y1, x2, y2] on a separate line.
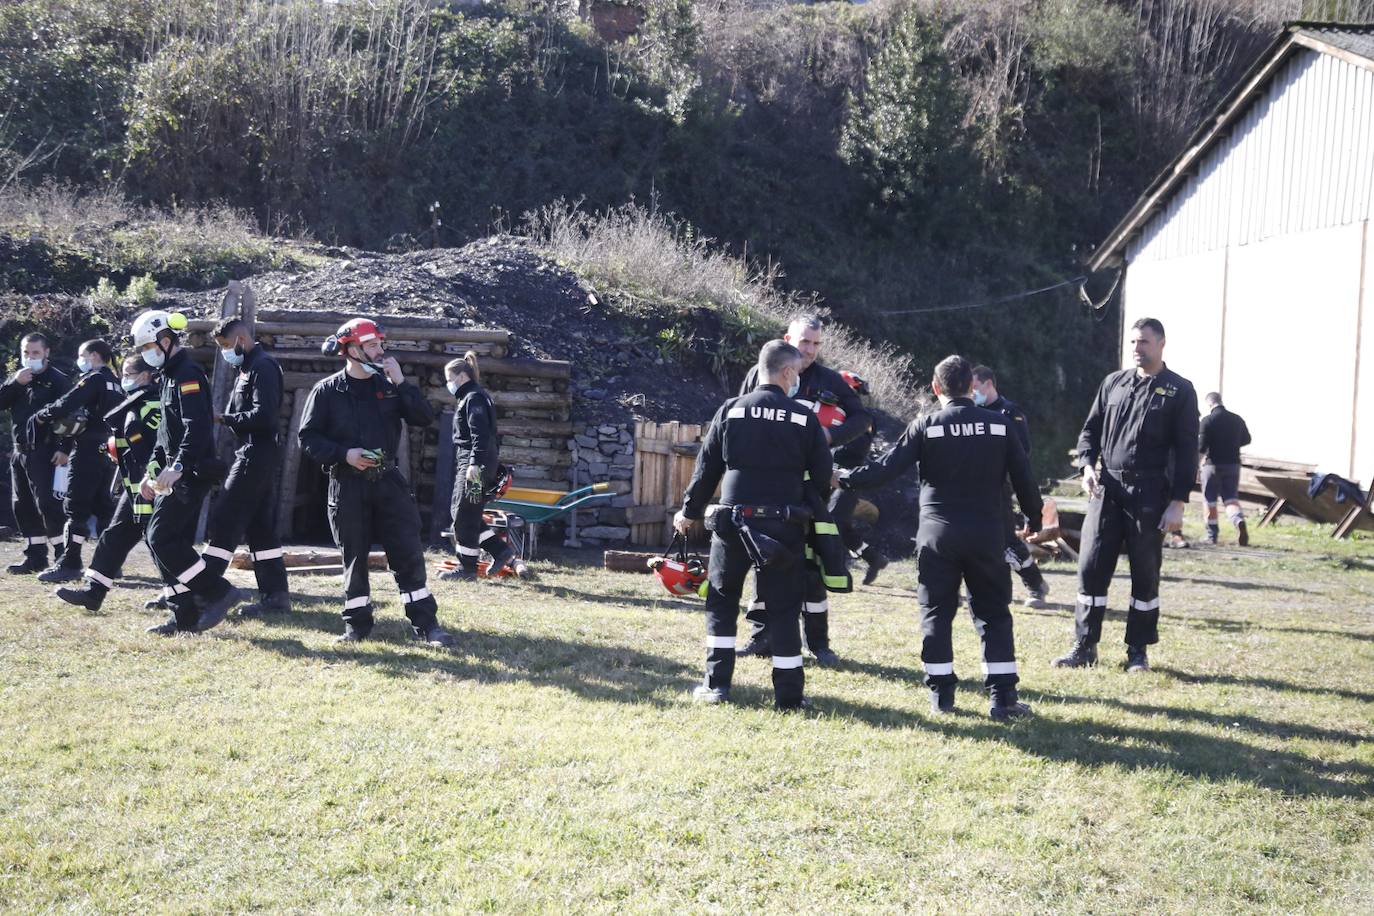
[1205, 522, 1219, 545]
[989, 686, 1032, 720]
[811, 647, 841, 667]
[237, 591, 291, 618]
[692, 684, 731, 704]
[735, 635, 770, 658]
[487, 544, 516, 577]
[438, 565, 477, 582]
[336, 622, 373, 643]
[1125, 645, 1150, 672]
[414, 623, 456, 648]
[146, 617, 181, 636]
[1053, 639, 1098, 668]
[38, 562, 83, 583]
[196, 585, 243, 633]
[929, 684, 956, 715]
[7, 555, 46, 575]
[56, 585, 106, 612]
[1024, 580, 1050, 609]
[1236, 520, 1250, 546]
[860, 546, 888, 586]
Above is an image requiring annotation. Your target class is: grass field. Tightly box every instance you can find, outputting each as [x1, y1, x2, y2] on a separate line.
[1, 517, 1371, 912]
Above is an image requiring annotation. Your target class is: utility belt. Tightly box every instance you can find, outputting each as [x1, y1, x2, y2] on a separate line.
[702, 503, 812, 530]
[1105, 467, 1165, 485]
[704, 503, 811, 572]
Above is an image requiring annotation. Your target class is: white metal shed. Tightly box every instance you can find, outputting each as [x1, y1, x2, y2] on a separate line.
[1090, 23, 1374, 481]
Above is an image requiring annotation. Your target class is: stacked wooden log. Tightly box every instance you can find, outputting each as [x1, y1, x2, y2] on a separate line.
[185, 311, 572, 540]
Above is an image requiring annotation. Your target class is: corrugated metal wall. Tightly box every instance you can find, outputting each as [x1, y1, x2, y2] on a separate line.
[1118, 46, 1374, 479]
[1127, 49, 1374, 264]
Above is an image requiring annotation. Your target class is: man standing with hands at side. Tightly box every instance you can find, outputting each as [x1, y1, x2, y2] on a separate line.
[1055, 317, 1199, 673]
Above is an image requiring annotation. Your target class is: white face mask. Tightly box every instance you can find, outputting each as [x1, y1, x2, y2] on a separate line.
[143, 346, 166, 369]
[77, 357, 92, 374]
[220, 346, 244, 367]
[21, 357, 44, 373]
[786, 371, 801, 399]
[121, 377, 140, 393]
[357, 359, 379, 377]
[447, 379, 461, 396]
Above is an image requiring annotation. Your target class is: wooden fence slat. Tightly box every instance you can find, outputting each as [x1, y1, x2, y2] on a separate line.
[431, 410, 456, 543]
[276, 389, 310, 540]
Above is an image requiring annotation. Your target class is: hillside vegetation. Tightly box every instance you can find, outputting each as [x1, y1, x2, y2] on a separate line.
[5, 0, 1374, 471]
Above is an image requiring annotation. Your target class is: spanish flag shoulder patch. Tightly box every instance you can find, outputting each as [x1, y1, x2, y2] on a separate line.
[179, 381, 201, 395]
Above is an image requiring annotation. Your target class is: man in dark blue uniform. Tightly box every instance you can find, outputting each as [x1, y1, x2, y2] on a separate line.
[32, 339, 122, 582]
[736, 316, 872, 665]
[198, 317, 291, 616]
[971, 365, 1049, 608]
[55, 353, 162, 610]
[132, 310, 243, 635]
[1055, 318, 1199, 673]
[675, 340, 834, 710]
[840, 355, 1043, 719]
[0, 333, 71, 573]
[298, 318, 454, 647]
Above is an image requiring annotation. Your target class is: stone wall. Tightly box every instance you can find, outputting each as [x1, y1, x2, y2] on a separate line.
[564, 421, 637, 547]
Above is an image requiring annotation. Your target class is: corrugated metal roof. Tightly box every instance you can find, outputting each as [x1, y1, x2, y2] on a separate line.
[1295, 22, 1374, 61]
[1088, 21, 1374, 272]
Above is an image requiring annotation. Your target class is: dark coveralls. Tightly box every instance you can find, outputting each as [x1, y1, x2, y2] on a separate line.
[83, 386, 162, 599]
[985, 395, 1047, 597]
[842, 398, 1043, 692]
[450, 378, 512, 571]
[145, 349, 237, 629]
[0, 366, 71, 566]
[298, 369, 439, 637]
[681, 384, 833, 708]
[1075, 366, 1199, 648]
[35, 365, 121, 569]
[200, 346, 288, 597]
[738, 361, 871, 652]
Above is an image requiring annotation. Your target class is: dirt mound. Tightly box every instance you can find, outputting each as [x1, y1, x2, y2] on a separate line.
[162, 236, 726, 424]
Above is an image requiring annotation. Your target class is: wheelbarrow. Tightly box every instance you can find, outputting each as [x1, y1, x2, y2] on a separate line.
[489, 482, 615, 559]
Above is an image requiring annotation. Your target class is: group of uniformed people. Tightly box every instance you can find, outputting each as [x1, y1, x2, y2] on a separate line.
[4, 307, 1212, 717]
[677, 314, 1207, 716]
[2, 312, 520, 645]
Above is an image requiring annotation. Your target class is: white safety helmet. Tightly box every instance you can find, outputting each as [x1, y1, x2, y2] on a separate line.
[130, 310, 187, 347]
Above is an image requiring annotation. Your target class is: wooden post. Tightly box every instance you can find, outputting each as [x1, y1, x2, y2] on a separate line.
[196, 283, 242, 543]
[431, 409, 456, 543]
[276, 388, 309, 540]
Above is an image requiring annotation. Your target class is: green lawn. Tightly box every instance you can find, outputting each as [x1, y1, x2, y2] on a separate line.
[1, 518, 1371, 912]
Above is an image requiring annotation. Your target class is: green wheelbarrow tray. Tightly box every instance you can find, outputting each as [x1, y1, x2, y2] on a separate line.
[489, 482, 616, 558]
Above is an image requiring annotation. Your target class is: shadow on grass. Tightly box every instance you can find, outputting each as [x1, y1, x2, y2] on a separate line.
[1152, 667, 1374, 704]
[1159, 573, 1312, 593]
[810, 689, 1374, 799]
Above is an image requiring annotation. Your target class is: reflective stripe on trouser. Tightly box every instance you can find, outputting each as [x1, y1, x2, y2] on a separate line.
[745, 564, 832, 653]
[204, 446, 288, 594]
[11, 451, 64, 559]
[452, 492, 511, 572]
[703, 520, 807, 706]
[915, 533, 1019, 690]
[1076, 473, 1165, 646]
[327, 470, 437, 631]
[61, 439, 116, 565]
[146, 477, 226, 629]
[87, 491, 145, 592]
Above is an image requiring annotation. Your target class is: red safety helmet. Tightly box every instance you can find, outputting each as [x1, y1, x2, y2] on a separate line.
[323, 318, 386, 355]
[485, 464, 514, 501]
[106, 436, 119, 463]
[815, 400, 847, 429]
[840, 370, 870, 396]
[648, 533, 708, 597]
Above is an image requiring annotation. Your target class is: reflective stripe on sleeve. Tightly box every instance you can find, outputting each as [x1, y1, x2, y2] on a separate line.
[772, 655, 805, 670]
[813, 521, 839, 535]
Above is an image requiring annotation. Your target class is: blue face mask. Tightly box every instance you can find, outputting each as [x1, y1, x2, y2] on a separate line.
[971, 389, 988, 406]
[787, 374, 801, 398]
[220, 346, 244, 367]
[121, 377, 140, 393]
[142, 346, 165, 369]
[76, 357, 92, 374]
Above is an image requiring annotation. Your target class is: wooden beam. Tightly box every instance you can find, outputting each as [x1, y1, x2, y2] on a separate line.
[604, 550, 661, 574]
[187, 315, 510, 345]
[275, 389, 309, 540]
